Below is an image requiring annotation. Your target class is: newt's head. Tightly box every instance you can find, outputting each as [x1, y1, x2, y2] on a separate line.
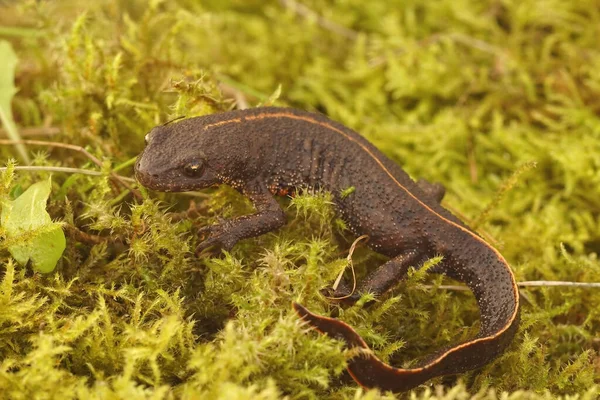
[135, 117, 224, 192]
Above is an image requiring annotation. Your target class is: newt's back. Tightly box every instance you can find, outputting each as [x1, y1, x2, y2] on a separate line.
[200, 107, 466, 255]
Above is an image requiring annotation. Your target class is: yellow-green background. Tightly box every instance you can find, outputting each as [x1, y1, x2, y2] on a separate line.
[0, 1, 599, 398]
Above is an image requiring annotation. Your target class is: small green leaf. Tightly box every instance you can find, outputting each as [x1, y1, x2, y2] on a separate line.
[0, 40, 29, 163]
[1, 177, 65, 273]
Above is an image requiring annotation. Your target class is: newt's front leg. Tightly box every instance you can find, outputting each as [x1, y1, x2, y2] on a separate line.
[195, 182, 285, 254]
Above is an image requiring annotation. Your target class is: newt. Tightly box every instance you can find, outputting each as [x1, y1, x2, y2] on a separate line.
[134, 107, 520, 393]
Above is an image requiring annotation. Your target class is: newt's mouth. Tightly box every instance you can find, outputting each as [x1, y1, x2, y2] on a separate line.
[134, 168, 166, 191]
[135, 170, 186, 192]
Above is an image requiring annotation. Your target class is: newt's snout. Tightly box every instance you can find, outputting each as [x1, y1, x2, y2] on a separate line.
[134, 151, 171, 191]
[134, 153, 153, 186]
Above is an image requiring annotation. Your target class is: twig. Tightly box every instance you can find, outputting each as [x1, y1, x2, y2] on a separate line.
[518, 281, 600, 288]
[0, 165, 212, 199]
[1, 138, 105, 170]
[327, 234, 369, 300]
[433, 285, 469, 291]
[0, 126, 60, 138]
[64, 224, 108, 245]
[279, 0, 358, 40]
[1, 165, 107, 178]
[0, 139, 141, 200]
[0, 166, 136, 183]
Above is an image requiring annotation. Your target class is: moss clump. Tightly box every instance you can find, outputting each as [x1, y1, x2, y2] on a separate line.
[1, 0, 599, 398]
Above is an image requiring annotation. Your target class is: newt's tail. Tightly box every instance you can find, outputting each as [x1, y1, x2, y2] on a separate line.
[292, 239, 521, 392]
[293, 298, 518, 392]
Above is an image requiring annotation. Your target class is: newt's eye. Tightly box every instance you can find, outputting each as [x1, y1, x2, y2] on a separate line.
[183, 160, 205, 177]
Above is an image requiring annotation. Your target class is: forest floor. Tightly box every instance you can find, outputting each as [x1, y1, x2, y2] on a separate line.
[0, 1, 599, 399]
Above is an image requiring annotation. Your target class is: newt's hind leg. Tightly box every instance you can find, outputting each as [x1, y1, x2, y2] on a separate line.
[334, 250, 422, 304]
[417, 179, 445, 203]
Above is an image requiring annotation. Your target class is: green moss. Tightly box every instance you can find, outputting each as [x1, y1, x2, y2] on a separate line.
[0, 0, 599, 398]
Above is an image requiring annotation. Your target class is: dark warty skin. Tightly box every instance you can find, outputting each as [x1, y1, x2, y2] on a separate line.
[135, 107, 520, 393]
